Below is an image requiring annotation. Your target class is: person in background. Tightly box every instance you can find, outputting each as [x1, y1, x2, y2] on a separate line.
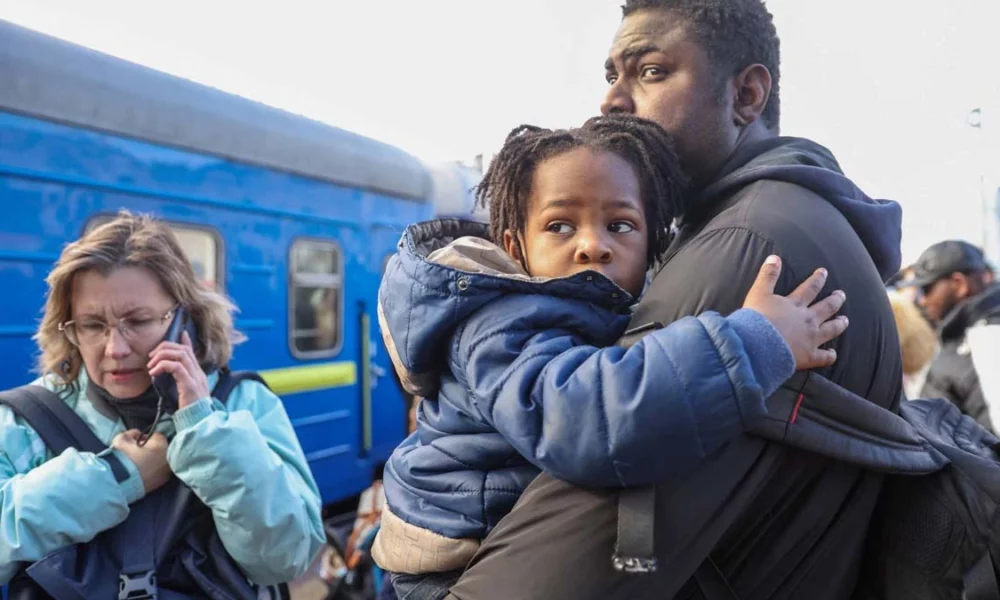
[898, 240, 1000, 430]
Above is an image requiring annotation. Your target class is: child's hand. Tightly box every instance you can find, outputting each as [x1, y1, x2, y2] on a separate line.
[743, 255, 848, 371]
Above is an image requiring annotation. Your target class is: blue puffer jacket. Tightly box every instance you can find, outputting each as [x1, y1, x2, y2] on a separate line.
[374, 219, 794, 570]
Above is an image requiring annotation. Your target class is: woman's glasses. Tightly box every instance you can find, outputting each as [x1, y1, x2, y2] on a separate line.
[59, 306, 178, 347]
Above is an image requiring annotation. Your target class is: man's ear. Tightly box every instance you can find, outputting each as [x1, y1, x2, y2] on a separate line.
[732, 63, 772, 127]
[953, 272, 973, 298]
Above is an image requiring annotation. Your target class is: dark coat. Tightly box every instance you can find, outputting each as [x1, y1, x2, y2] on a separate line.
[921, 284, 1000, 431]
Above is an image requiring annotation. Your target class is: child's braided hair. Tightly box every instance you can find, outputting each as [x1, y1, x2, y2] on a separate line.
[475, 113, 687, 266]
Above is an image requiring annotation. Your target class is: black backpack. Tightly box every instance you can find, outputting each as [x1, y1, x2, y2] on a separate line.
[614, 372, 1000, 600]
[0, 369, 290, 600]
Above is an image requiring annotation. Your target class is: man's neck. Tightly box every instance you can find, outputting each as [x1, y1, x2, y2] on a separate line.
[737, 122, 776, 148]
[690, 123, 775, 190]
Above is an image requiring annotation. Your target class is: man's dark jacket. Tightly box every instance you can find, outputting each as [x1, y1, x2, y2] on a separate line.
[445, 136, 905, 600]
[921, 284, 1000, 431]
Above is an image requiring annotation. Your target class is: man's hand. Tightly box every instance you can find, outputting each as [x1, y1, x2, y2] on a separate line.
[112, 429, 172, 493]
[743, 255, 849, 370]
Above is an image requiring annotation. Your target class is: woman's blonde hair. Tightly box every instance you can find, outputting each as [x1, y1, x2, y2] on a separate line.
[35, 211, 245, 384]
[888, 290, 938, 376]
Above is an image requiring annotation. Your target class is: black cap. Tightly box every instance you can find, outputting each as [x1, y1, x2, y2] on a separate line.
[901, 240, 988, 288]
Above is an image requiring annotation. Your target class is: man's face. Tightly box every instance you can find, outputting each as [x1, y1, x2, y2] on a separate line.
[602, 9, 738, 184]
[916, 272, 980, 325]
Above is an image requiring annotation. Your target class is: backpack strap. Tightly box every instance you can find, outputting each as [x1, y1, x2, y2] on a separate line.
[194, 368, 289, 599]
[614, 490, 742, 600]
[614, 488, 741, 598]
[210, 368, 269, 405]
[965, 551, 999, 600]
[0, 385, 129, 483]
[612, 486, 657, 574]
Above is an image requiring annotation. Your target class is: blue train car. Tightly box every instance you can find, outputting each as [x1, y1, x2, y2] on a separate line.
[0, 20, 479, 507]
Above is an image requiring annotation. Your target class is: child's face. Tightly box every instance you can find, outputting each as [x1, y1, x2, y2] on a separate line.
[504, 147, 649, 296]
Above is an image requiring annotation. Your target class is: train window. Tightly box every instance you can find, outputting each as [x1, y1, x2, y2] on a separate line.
[172, 228, 220, 290]
[289, 239, 342, 357]
[84, 216, 222, 290]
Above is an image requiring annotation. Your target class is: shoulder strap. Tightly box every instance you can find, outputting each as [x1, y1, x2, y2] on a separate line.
[0, 385, 128, 483]
[614, 488, 743, 600]
[210, 368, 269, 405]
[746, 372, 948, 474]
[0, 385, 82, 455]
[613, 487, 657, 574]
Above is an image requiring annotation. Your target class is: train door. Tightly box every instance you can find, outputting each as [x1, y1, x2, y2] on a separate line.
[364, 225, 409, 462]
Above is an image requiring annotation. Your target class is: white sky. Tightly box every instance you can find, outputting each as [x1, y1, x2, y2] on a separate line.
[2, 0, 998, 265]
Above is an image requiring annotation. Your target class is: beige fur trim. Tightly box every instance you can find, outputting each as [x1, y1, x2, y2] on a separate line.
[426, 236, 528, 277]
[371, 504, 480, 574]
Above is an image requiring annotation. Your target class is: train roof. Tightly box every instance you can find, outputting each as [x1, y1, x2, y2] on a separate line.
[0, 20, 440, 201]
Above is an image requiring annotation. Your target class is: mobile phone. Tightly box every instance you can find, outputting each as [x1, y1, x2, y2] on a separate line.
[136, 307, 198, 448]
[150, 307, 196, 412]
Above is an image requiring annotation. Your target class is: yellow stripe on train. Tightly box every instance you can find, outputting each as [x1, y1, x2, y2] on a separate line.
[259, 361, 358, 395]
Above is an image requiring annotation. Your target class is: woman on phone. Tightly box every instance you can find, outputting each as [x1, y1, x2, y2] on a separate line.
[0, 212, 324, 596]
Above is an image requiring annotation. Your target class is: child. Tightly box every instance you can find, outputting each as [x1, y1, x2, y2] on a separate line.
[372, 114, 847, 599]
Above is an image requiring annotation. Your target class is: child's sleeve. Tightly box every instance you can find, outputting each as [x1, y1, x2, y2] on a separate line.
[455, 302, 794, 487]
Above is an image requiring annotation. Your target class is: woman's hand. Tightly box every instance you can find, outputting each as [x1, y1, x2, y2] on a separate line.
[147, 331, 210, 409]
[743, 255, 849, 371]
[112, 429, 172, 493]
